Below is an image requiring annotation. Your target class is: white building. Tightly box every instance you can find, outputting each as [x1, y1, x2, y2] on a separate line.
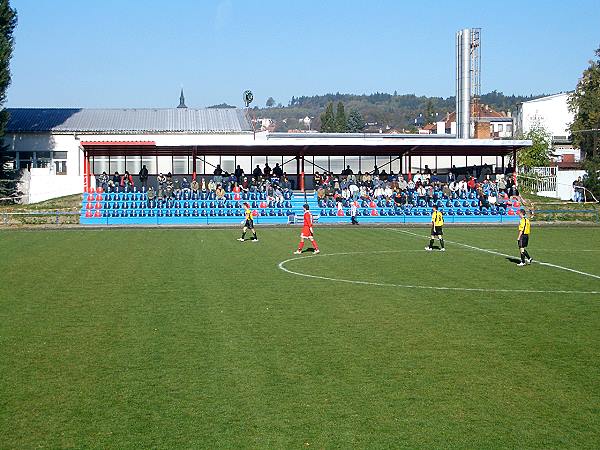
[516, 93, 579, 162]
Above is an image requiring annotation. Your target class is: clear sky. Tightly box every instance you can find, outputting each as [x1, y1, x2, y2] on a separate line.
[6, 0, 600, 109]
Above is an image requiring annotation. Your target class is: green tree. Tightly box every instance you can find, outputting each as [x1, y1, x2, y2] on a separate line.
[334, 101, 347, 132]
[518, 123, 552, 170]
[320, 102, 335, 132]
[0, 0, 17, 202]
[569, 46, 600, 160]
[425, 99, 435, 124]
[346, 109, 364, 132]
[265, 97, 275, 108]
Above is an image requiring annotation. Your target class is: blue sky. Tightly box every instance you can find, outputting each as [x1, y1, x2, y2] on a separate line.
[6, 0, 600, 108]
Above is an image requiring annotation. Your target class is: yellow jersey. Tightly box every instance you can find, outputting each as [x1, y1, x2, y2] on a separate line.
[519, 217, 530, 235]
[431, 210, 444, 227]
[245, 208, 253, 221]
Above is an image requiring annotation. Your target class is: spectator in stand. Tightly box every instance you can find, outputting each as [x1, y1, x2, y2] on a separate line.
[407, 178, 415, 191]
[121, 171, 134, 190]
[372, 165, 380, 176]
[139, 165, 149, 189]
[173, 179, 181, 197]
[241, 177, 249, 192]
[379, 169, 388, 181]
[398, 176, 408, 192]
[314, 171, 322, 187]
[234, 165, 244, 181]
[417, 184, 426, 203]
[215, 184, 226, 200]
[263, 163, 272, 178]
[280, 174, 292, 191]
[413, 171, 422, 184]
[273, 186, 284, 202]
[273, 163, 283, 178]
[157, 184, 165, 200]
[497, 176, 507, 194]
[157, 173, 166, 189]
[447, 166, 456, 183]
[98, 171, 109, 192]
[252, 165, 262, 180]
[467, 176, 476, 191]
[488, 191, 497, 208]
[191, 178, 199, 194]
[111, 171, 121, 191]
[181, 177, 191, 193]
[442, 183, 451, 198]
[213, 164, 223, 180]
[349, 181, 359, 199]
[208, 178, 216, 191]
[147, 186, 156, 207]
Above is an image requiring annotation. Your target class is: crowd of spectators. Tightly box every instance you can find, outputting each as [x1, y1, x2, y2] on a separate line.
[314, 163, 520, 211]
[97, 163, 295, 207]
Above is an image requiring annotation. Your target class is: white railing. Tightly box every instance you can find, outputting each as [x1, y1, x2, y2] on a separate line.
[518, 167, 557, 193]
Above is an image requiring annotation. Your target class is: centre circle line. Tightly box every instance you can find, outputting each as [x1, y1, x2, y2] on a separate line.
[277, 250, 600, 295]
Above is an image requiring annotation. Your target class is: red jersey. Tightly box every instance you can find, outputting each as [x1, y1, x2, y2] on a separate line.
[303, 210, 313, 227]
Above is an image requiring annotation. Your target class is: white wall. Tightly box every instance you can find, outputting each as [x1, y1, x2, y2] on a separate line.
[28, 168, 84, 203]
[520, 93, 574, 138]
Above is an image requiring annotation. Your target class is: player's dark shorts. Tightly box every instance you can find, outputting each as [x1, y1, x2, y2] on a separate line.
[518, 234, 529, 248]
[431, 225, 443, 236]
[244, 219, 254, 229]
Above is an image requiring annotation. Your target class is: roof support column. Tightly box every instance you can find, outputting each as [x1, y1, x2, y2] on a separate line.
[192, 146, 197, 180]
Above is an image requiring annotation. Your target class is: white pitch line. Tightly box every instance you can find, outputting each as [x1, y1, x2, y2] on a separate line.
[277, 252, 600, 295]
[386, 228, 600, 281]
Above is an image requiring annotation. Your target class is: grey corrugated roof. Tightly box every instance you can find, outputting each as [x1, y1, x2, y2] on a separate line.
[5, 108, 252, 133]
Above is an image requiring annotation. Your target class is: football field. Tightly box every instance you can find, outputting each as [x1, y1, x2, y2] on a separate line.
[1, 226, 599, 448]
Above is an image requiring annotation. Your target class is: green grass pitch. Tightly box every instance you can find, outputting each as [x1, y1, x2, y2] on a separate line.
[1, 226, 599, 448]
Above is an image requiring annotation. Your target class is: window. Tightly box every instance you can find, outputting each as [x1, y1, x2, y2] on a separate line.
[203, 156, 220, 174]
[360, 156, 375, 173]
[498, 124, 504, 132]
[173, 156, 189, 174]
[157, 156, 172, 175]
[283, 156, 298, 175]
[220, 155, 235, 173]
[126, 155, 142, 174]
[345, 156, 359, 174]
[235, 156, 251, 175]
[92, 156, 109, 174]
[36, 151, 51, 168]
[141, 156, 157, 174]
[329, 156, 344, 174]
[313, 156, 328, 173]
[52, 151, 68, 175]
[110, 156, 125, 174]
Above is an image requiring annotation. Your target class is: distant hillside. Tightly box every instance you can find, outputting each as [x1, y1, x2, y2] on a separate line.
[252, 90, 546, 132]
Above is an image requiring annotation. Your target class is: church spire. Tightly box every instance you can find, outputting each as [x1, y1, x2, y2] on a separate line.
[177, 88, 187, 108]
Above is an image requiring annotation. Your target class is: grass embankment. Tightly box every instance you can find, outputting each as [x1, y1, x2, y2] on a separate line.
[0, 194, 81, 225]
[521, 192, 600, 222]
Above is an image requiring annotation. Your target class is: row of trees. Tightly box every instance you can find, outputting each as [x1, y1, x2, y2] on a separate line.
[0, 0, 17, 201]
[319, 101, 365, 133]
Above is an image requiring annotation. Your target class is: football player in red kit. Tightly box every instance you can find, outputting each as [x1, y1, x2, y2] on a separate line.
[294, 204, 320, 254]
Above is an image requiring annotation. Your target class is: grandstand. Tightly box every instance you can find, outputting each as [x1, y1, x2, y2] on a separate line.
[80, 185, 523, 225]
